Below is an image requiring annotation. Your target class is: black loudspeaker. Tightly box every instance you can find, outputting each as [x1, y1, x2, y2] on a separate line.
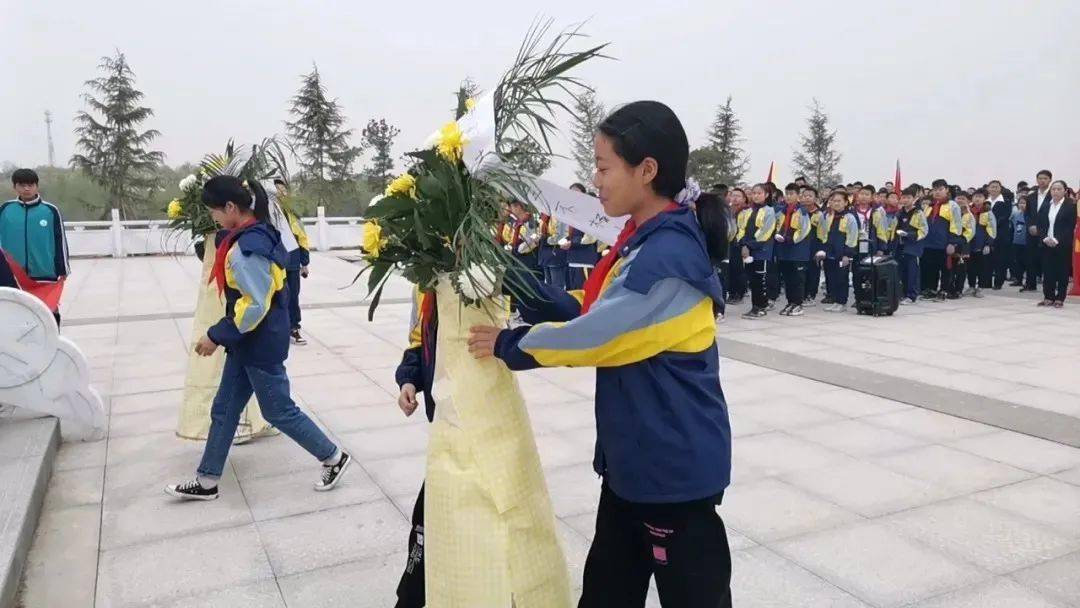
[854, 256, 900, 316]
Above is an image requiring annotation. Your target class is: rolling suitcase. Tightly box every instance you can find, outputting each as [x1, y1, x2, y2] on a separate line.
[854, 255, 900, 316]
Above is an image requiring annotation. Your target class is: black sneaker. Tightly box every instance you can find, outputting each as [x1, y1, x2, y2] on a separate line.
[778, 304, 792, 316]
[291, 329, 308, 346]
[165, 479, 219, 501]
[787, 305, 805, 317]
[821, 295, 836, 305]
[742, 307, 767, 319]
[315, 451, 352, 492]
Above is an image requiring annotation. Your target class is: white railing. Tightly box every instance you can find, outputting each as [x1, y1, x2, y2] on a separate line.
[65, 207, 363, 258]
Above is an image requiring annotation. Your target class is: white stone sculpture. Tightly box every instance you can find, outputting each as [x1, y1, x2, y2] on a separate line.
[0, 287, 105, 440]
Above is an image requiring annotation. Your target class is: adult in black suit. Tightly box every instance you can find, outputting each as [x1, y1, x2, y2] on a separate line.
[1022, 170, 1054, 291]
[987, 180, 1012, 288]
[1035, 180, 1077, 307]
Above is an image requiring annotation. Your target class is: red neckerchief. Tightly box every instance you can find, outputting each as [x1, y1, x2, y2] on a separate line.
[510, 219, 524, 248]
[580, 202, 679, 314]
[929, 198, 946, 220]
[419, 291, 436, 366]
[782, 204, 797, 234]
[208, 219, 257, 295]
[539, 214, 551, 240]
[971, 205, 985, 220]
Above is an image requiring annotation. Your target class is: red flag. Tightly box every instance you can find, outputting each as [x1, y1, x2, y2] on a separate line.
[765, 161, 775, 185]
[894, 160, 902, 196]
[2, 251, 65, 311]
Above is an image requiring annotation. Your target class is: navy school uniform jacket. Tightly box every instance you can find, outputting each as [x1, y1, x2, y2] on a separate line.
[970, 209, 998, 252]
[536, 215, 569, 269]
[206, 223, 292, 367]
[896, 207, 929, 258]
[566, 228, 601, 267]
[817, 210, 859, 260]
[495, 206, 731, 504]
[395, 288, 438, 422]
[774, 204, 814, 262]
[923, 199, 964, 251]
[736, 204, 777, 261]
[872, 207, 899, 256]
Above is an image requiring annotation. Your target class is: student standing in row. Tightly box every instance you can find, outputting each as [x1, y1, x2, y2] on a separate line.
[800, 186, 824, 306]
[895, 189, 929, 304]
[774, 185, 812, 316]
[817, 190, 858, 312]
[921, 179, 963, 301]
[725, 188, 749, 303]
[966, 190, 997, 297]
[1009, 198, 1029, 287]
[737, 183, 777, 318]
[988, 180, 1012, 289]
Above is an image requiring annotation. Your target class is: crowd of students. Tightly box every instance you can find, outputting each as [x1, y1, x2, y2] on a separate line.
[711, 172, 1078, 318]
[495, 170, 1078, 322]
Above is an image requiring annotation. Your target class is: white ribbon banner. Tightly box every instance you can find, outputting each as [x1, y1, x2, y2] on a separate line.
[420, 91, 626, 245]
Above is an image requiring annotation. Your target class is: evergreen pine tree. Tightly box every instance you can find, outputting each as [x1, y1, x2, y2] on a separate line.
[570, 90, 605, 184]
[71, 51, 164, 219]
[791, 99, 843, 190]
[687, 96, 749, 187]
[361, 118, 400, 191]
[285, 64, 363, 190]
[502, 137, 552, 176]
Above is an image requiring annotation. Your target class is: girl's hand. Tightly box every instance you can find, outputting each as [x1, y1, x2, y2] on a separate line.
[300, 266, 309, 278]
[398, 384, 419, 417]
[194, 335, 218, 357]
[468, 325, 502, 359]
[946, 244, 956, 256]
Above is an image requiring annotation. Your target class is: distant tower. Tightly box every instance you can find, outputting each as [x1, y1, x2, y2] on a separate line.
[45, 110, 56, 167]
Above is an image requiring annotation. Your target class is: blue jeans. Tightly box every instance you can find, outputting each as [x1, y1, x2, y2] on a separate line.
[197, 355, 337, 479]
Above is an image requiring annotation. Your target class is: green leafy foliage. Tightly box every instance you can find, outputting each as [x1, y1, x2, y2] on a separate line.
[359, 21, 608, 320]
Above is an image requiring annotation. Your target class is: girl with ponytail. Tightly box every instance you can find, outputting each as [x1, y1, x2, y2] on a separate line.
[468, 101, 733, 606]
[166, 175, 353, 501]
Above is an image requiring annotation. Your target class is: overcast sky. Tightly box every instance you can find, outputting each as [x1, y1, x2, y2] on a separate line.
[4, 0, 1078, 191]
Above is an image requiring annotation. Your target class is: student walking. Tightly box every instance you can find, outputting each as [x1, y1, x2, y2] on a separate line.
[166, 176, 351, 501]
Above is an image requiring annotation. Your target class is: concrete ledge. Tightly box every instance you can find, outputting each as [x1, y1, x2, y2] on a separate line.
[0, 417, 60, 608]
[718, 337, 1080, 449]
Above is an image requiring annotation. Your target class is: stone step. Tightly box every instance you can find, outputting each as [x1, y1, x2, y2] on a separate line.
[0, 417, 60, 608]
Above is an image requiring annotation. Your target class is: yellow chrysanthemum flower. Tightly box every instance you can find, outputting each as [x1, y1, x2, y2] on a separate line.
[385, 173, 417, 198]
[361, 221, 387, 258]
[167, 199, 183, 219]
[436, 121, 467, 163]
[464, 97, 477, 112]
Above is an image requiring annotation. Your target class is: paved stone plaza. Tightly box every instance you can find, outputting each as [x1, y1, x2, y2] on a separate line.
[14, 254, 1080, 607]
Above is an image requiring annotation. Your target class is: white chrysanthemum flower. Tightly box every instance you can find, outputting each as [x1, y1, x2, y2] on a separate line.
[457, 263, 499, 301]
[179, 174, 198, 192]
